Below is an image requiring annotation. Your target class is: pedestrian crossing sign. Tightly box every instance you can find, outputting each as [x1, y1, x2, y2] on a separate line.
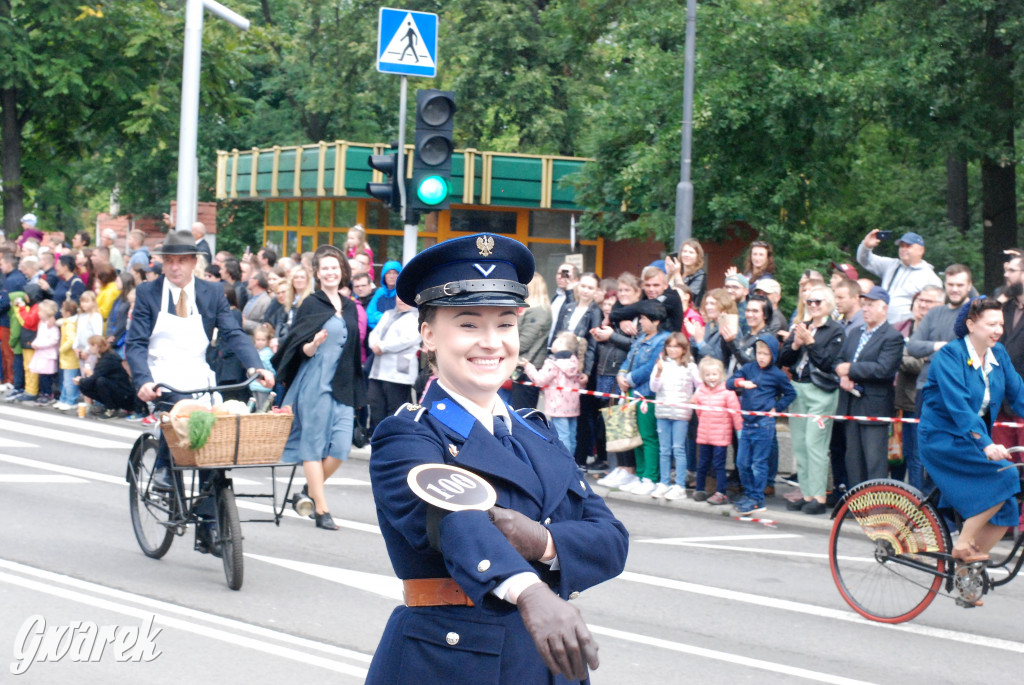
[377, 8, 438, 78]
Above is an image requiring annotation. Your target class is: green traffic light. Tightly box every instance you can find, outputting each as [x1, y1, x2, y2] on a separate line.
[416, 175, 449, 206]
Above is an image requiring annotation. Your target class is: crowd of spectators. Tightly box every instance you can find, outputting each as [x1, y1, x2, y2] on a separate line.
[2, 215, 1023, 527]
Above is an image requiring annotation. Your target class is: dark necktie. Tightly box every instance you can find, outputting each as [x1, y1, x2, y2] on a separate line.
[493, 416, 531, 466]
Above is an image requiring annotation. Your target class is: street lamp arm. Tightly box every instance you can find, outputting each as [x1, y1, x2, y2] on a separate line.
[203, 0, 250, 30]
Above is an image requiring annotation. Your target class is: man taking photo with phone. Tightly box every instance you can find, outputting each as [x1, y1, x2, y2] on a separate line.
[856, 229, 941, 324]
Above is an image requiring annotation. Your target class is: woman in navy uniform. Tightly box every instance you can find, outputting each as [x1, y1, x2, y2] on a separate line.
[919, 297, 1024, 565]
[367, 234, 628, 684]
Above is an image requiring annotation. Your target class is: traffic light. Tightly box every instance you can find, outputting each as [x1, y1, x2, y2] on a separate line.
[366, 147, 404, 213]
[409, 89, 455, 216]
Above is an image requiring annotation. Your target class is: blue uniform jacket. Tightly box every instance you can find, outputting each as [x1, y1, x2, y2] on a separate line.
[367, 382, 628, 684]
[919, 338, 1024, 523]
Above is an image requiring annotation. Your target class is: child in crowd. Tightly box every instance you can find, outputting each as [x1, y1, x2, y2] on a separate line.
[14, 284, 43, 402]
[649, 333, 701, 501]
[3, 289, 27, 401]
[727, 334, 796, 515]
[55, 299, 81, 411]
[76, 335, 139, 418]
[74, 291, 103, 410]
[520, 331, 583, 455]
[691, 356, 743, 504]
[28, 299, 60, 405]
[250, 323, 276, 409]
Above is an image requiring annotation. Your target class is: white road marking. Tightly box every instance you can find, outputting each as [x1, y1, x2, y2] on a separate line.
[0, 474, 87, 484]
[0, 437, 35, 448]
[0, 558, 372, 676]
[0, 453, 127, 485]
[619, 570, 1024, 654]
[242, 555, 871, 683]
[0, 419, 134, 450]
[247, 554, 404, 600]
[639, 533, 801, 544]
[0, 404, 140, 438]
[0, 453, 383, 534]
[274, 476, 371, 486]
[590, 625, 878, 684]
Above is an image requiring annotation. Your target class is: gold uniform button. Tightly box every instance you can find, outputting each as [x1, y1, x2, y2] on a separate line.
[446, 632, 460, 646]
[544, 517, 552, 525]
[568, 591, 580, 600]
[477, 560, 491, 573]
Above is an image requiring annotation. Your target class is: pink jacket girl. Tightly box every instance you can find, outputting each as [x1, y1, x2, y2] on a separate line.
[29, 317, 60, 375]
[691, 381, 742, 446]
[522, 354, 581, 417]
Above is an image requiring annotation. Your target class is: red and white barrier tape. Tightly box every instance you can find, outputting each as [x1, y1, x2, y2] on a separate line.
[514, 379, 1024, 428]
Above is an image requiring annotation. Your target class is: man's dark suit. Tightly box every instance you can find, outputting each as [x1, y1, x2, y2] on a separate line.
[126, 275, 261, 393]
[836, 321, 904, 486]
[195, 239, 213, 264]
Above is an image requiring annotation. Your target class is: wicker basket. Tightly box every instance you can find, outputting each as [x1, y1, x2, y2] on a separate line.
[161, 412, 293, 467]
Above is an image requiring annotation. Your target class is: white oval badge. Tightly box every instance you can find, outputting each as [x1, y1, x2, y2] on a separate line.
[407, 464, 497, 512]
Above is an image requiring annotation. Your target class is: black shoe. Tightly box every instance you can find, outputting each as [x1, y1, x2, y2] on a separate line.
[315, 512, 339, 530]
[151, 467, 174, 492]
[196, 525, 222, 558]
[803, 500, 827, 515]
[786, 499, 807, 511]
[586, 461, 609, 473]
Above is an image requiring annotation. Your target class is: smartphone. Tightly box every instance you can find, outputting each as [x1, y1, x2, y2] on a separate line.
[876, 230, 893, 241]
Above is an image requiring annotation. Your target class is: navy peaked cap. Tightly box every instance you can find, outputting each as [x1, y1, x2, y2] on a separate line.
[397, 233, 534, 307]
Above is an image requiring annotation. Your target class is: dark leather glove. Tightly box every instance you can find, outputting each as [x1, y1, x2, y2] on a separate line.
[488, 506, 549, 560]
[516, 583, 599, 680]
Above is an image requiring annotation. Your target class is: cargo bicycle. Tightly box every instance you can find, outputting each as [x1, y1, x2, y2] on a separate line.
[126, 376, 304, 590]
[828, 446, 1024, 623]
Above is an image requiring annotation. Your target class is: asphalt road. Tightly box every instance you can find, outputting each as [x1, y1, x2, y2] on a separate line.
[1, 403, 1022, 684]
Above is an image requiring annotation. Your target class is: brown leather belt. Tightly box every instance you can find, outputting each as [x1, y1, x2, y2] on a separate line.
[403, 578, 475, 607]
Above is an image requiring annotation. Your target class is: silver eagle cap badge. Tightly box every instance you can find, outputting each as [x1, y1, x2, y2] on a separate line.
[476, 235, 495, 257]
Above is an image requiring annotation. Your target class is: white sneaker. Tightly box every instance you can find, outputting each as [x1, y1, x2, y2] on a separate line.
[596, 467, 623, 487]
[53, 402, 70, 411]
[650, 483, 671, 498]
[616, 473, 639, 491]
[664, 484, 688, 501]
[0, 383, 11, 392]
[631, 478, 656, 496]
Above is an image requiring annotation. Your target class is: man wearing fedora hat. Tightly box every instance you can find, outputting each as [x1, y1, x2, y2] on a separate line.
[126, 231, 273, 549]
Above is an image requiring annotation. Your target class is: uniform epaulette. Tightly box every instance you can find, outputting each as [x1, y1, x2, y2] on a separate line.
[515, 408, 550, 428]
[395, 403, 427, 422]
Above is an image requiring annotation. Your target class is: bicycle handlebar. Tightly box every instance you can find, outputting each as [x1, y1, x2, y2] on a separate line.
[154, 372, 263, 397]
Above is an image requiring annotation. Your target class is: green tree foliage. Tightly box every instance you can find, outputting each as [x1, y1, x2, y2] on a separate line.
[0, 1, 251, 235]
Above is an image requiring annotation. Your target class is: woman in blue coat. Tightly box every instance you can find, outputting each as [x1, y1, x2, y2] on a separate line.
[919, 297, 1024, 564]
[367, 234, 628, 685]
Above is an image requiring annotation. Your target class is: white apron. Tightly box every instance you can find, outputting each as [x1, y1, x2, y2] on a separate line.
[148, 285, 216, 404]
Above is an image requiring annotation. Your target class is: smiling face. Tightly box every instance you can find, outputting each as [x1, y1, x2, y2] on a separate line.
[680, 244, 698, 267]
[317, 256, 343, 291]
[967, 309, 1004, 351]
[642, 271, 668, 300]
[421, 306, 520, 409]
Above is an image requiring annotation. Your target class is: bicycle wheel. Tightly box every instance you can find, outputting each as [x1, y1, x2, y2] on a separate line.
[829, 479, 949, 623]
[215, 487, 244, 591]
[128, 434, 175, 559]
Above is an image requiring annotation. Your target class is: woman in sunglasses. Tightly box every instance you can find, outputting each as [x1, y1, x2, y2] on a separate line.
[778, 284, 845, 515]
